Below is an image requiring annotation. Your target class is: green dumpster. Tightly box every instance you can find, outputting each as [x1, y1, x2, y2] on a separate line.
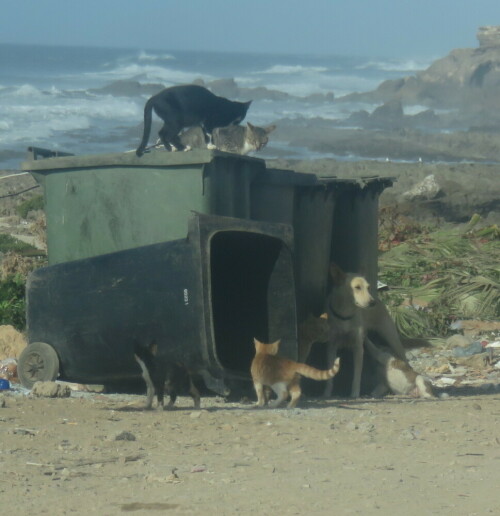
[22, 149, 266, 265]
[249, 170, 394, 318]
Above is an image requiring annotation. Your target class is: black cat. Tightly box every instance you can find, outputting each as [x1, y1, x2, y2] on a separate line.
[135, 84, 251, 156]
[134, 341, 201, 409]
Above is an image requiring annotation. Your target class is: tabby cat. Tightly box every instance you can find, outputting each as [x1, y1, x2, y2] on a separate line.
[251, 338, 340, 408]
[179, 122, 275, 155]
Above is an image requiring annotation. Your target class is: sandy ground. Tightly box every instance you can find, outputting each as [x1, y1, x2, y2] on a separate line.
[1, 388, 500, 515]
[0, 162, 499, 515]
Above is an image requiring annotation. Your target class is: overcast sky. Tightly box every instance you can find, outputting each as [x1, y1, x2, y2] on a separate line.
[1, 0, 499, 58]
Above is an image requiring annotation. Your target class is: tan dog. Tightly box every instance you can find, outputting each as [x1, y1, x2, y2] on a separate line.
[324, 264, 376, 398]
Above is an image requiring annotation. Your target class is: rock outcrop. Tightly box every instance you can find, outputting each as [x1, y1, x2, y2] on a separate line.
[477, 26, 500, 49]
[340, 27, 500, 129]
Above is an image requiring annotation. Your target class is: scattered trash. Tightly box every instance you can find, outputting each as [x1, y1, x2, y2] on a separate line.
[0, 378, 10, 390]
[190, 465, 206, 473]
[0, 358, 18, 383]
[433, 377, 457, 388]
[452, 341, 484, 357]
[453, 354, 489, 370]
[446, 334, 472, 348]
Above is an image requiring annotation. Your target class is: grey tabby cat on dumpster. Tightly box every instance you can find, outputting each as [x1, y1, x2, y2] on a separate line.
[178, 123, 276, 155]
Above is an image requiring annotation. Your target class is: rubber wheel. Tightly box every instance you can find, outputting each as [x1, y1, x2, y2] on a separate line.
[18, 342, 60, 389]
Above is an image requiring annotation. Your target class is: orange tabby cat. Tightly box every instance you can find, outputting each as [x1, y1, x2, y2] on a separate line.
[251, 338, 340, 408]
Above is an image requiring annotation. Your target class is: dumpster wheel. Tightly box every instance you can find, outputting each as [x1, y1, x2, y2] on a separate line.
[18, 342, 60, 389]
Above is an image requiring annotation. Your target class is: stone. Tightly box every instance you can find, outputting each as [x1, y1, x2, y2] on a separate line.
[31, 381, 71, 398]
[402, 174, 441, 201]
[115, 431, 136, 441]
[446, 334, 472, 349]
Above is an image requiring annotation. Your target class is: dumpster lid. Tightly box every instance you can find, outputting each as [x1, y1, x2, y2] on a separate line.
[317, 175, 395, 188]
[22, 147, 265, 172]
[255, 168, 319, 186]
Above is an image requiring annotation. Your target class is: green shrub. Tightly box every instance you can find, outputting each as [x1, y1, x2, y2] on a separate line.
[0, 275, 26, 330]
[0, 234, 40, 255]
[16, 194, 44, 219]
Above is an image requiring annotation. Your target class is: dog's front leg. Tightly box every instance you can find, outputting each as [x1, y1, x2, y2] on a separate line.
[323, 342, 338, 398]
[350, 330, 364, 398]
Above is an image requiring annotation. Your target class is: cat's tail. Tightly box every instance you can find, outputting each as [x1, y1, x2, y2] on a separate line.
[133, 340, 157, 365]
[295, 357, 340, 381]
[364, 338, 390, 366]
[136, 97, 155, 157]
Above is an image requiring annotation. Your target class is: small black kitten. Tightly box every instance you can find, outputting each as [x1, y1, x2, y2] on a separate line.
[134, 341, 200, 409]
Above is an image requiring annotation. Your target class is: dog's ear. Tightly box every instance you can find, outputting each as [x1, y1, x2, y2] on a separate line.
[329, 263, 345, 284]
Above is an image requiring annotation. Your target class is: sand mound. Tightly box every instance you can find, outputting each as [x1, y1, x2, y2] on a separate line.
[0, 324, 26, 359]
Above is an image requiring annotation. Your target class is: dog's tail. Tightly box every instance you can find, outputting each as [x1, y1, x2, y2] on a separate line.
[294, 357, 340, 381]
[136, 97, 155, 157]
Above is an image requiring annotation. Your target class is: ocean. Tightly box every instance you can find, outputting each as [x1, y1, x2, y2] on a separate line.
[0, 43, 430, 170]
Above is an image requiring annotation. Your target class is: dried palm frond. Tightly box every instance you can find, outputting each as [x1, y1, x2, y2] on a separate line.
[378, 217, 500, 336]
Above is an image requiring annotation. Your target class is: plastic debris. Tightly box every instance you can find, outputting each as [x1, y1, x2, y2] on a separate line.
[452, 341, 485, 357]
[0, 358, 18, 383]
[0, 378, 10, 390]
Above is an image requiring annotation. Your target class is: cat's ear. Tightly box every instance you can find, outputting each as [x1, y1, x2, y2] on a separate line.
[269, 339, 281, 355]
[253, 337, 262, 351]
[265, 124, 276, 134]
[247, 122, 255, 130]
[244, 100, 252, 110]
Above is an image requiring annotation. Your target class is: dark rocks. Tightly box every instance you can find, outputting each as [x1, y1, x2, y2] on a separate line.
[338, 26, 500, 130]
